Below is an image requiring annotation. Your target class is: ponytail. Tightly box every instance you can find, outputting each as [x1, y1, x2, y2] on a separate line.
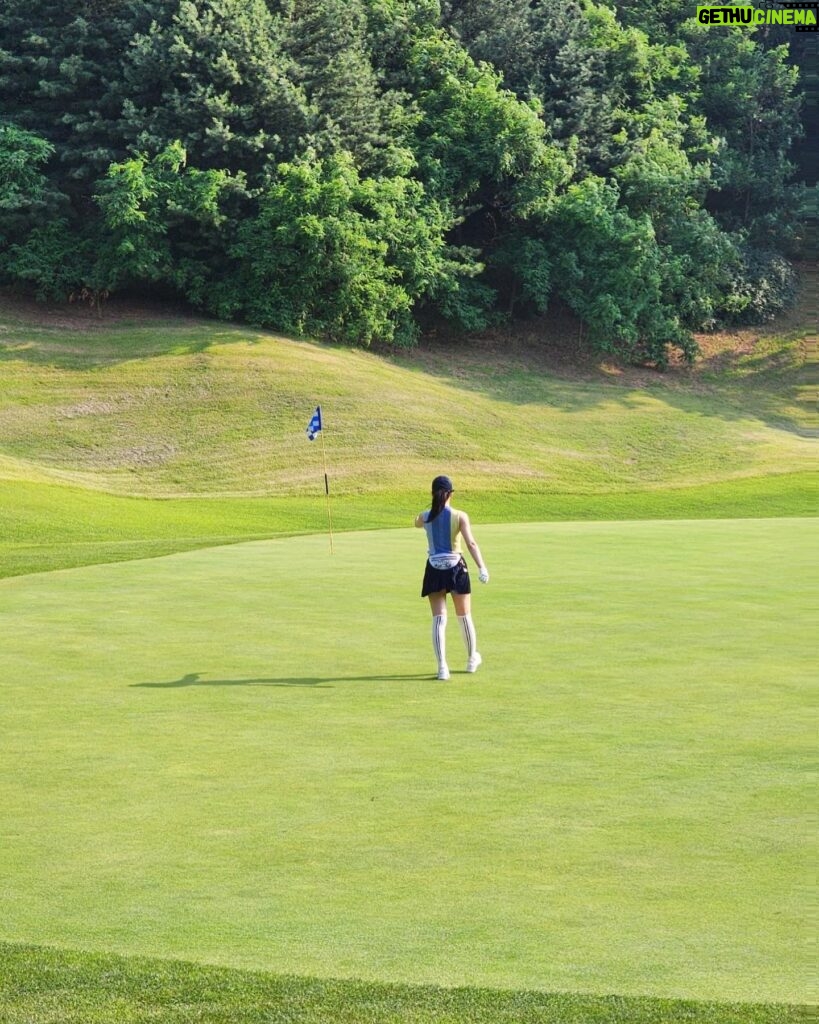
[428, 487, 451, 522]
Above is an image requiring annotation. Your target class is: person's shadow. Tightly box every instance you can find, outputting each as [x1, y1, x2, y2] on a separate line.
[131, 671, 431, 689]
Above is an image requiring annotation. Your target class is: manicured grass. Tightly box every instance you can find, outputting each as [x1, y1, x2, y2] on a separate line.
[0, 942, 811, 1024]
[1, 289, 814, 1016]
[2, 473, 816, 579]
[1, 520, 813, 1003]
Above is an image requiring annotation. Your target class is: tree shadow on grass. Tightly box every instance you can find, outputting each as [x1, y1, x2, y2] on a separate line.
[398, 280, 816, 433]
[131, 671, 432, 689]
[0, 287, 276, 368]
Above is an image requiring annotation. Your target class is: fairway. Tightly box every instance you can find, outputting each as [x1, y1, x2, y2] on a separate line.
[1, 518, 813, 1005]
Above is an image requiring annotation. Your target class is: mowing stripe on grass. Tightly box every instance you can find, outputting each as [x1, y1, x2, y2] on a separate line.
[0, 942, 811, 1024]
[1, 471, 816, 579]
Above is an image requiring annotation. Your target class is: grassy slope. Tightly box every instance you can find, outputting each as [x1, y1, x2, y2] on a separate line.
[0, 272, 816, 579]
[0, 307, 812, 500]
[3, 473, 817, 580]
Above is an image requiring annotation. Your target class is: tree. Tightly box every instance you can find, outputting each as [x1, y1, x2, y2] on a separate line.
[0, 0, 806, 348]
[284, 0, 393, 169]
[210, 152, 462, 346]
[119, 0, 310, 184]
[0, 0, 134, 192]
[441, 0, 700, 180]
[682, 21, 802, 248]
[0, 124, 76, 298]
[543, 178, 696, 366]
[403, 29, 572, 324]
[92, 141, 241, 302]
[0, 126, 60, 248]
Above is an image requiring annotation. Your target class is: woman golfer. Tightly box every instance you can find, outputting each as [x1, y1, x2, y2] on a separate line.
[415, 475, 489, 680]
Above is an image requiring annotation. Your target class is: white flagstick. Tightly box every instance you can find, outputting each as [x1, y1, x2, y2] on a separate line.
[317, 405, 334, 555]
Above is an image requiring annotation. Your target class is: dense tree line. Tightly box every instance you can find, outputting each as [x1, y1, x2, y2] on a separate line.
[0, 0, 811, 364]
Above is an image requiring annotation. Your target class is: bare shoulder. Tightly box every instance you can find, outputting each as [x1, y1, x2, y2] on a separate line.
[456, 508, 475, 537]
[414, 510, 428, 528]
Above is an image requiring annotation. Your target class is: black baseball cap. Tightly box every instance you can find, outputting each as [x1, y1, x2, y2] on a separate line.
[432, 475, 454, 492]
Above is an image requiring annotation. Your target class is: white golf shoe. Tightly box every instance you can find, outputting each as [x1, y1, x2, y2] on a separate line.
[466, 653, 482, 673]
[437, 665, 450, 681]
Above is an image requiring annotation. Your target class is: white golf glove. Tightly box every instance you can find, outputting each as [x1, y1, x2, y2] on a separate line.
[478, 567, 490, 584]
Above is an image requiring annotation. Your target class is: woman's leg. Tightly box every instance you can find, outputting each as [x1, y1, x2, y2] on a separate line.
[452, 592, 481, 672]
[428, 592, 449, 678]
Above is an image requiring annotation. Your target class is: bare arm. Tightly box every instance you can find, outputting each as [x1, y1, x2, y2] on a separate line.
[458, 512, 486, 571]
[414, 512, 427, 528]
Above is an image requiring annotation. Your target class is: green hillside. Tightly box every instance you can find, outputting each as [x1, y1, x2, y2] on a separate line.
[0, 269, 816, 579]
[0, 292, 813, 499]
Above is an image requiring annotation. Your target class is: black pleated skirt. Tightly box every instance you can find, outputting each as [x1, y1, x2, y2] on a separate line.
[421, 557, 471, 597]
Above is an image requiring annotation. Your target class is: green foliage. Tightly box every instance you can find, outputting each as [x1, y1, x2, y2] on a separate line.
[437, 0, 804, 353]
[0, 125, 60, 250]
[0, 0, 808, 356]
[2, 220, 80, 299]
[432, 271, 497, 331]
[119, 0, 310, 182]
[93, 141, 240, 300]
[0, 123, 83, 300]
[0, 0, 133, 188]
[545, 178, 695, 366]
[0, 126, 54, 215]
[442, 0, 699, 179]
[718, 245, 799, 326]
[681, 23, 802, 248]
[210, 153, 457, 345]
[615, 123, 711, 224]
[408, 31, 561, 202]
[489, 233, 553, 316]
[403, 29, 572, 328]
[614, 126, 737, 332]
[285, 0, 395, 170]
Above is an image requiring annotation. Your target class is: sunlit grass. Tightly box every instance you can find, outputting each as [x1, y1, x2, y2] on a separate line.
[1, 521, 813, 1003]
[2, 473, 816, 579]
[0, 288, 815, 1018]
[0, 312, 814, 500]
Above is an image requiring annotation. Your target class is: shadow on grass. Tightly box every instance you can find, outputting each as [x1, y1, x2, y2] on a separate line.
[399, 330, 813, 432]
[132, 671, 432, 689]
[2, 283, 812, 433]
[0, 330, 228, 369]
[397, 271, 817, 433]
[0, 289, 275, 367]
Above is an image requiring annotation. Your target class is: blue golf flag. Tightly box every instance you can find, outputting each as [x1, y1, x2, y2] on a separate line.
[305, 404, 333, 552]
[306, 406, 322, 441]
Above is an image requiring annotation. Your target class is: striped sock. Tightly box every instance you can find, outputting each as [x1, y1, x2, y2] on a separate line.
[432, 615, 447, 670]
[458, 614, 477, 658]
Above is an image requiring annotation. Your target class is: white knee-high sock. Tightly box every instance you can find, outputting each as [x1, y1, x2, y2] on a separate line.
[458, 614, 477, 658]
[432, 615, 447, 669]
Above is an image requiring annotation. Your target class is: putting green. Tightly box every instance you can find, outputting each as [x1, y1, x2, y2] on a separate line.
[0, 519, 813, 1003]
